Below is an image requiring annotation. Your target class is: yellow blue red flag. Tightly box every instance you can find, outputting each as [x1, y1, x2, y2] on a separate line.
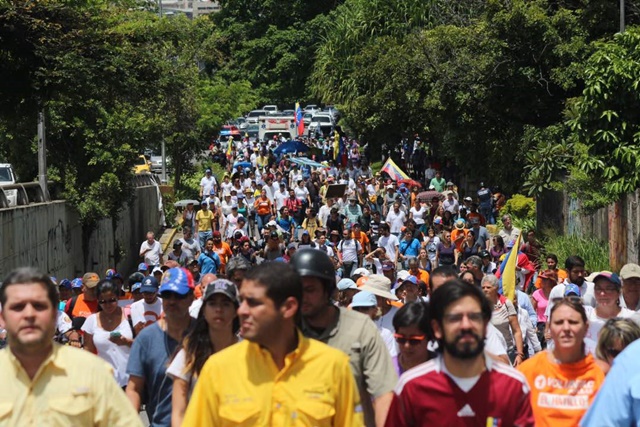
[380, 158, 410, 181]
[499, 233, 521, 300]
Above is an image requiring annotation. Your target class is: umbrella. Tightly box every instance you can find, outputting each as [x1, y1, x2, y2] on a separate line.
[417, 190, 443, 202]
[233, 161, 252, 168]
[398, 179, 422, 188]
[174, 199, 199, 208]
[273, 140, 310, 156]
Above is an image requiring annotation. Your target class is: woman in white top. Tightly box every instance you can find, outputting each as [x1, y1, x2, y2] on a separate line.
[82, 279, 133, 388]
[584, 272, 637, 343]
[167, 279, 239, 427]
[409, 198, 428, 233]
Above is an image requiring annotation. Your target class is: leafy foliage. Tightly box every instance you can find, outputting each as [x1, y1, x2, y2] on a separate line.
[502, 194, 536, 221]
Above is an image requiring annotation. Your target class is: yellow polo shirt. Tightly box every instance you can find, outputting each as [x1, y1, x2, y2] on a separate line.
[182, 330, 363, 427]
[0, 344, 142, 427]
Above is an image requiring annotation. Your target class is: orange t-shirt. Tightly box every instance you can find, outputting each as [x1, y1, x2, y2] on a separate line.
[409, 268, 430, 286]
[254, 197, 272, 216]
[213, 241, 234, 272]
[534, 268, 569, 289]
[518, 351, 604, 427]
[352, 231, 370, 252]
[66, 293, 99, 319]
[451, 228, 468, 252]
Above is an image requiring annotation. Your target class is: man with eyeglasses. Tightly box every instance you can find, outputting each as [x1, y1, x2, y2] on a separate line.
[126, 268, 195, 427]
[386, 280, 534, 426]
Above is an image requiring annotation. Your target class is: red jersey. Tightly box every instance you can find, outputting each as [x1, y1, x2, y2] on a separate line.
[386, 355, 534, 427]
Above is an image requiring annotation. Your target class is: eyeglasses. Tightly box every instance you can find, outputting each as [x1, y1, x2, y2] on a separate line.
[99, 297, 118, 305]
[443, 312, 484, 324]
[394, 333, 426, 345]
[594, 286, 618, 293]
[160, 292, 188, 300]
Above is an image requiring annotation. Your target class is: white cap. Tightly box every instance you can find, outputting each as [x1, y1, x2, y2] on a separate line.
[352, 268, 370, 278]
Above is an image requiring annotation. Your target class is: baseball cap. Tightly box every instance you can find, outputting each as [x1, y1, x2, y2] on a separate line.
[396, 270, 411, 282]
[138, 262, 148, 272]
[464, 196, 472, 202]
[479, 250, 490, 259]
[352, 268, 370, 278]
[71, 278, 83, 289]
[237, 215, 246, 223]
[105, 269, 117, 279]
[433, 216, 442, 225]
[152, 266, 163, 275]
[132, 282, 142, 292]
[203, 279, 239, 306]
[454, 219, 466, 230]
[592, 272, 622, 289]
[620, 263, 640, 280]
[267, 220, 278, 227]
[382, 261, 395, 272]
[173, 241, 183, 249]
[82, 272, 100, 288]
[351, 291, 377, 308]
[359, 274, 398, 301]
[159, 268, 195, 295]
[140, 276, 159, 293]
[59, 279, 72, 289]
[538, 269, 558, 282]
[337, 278, 358, 291]
[205, 168, 212, 173]
[212, 230, 222, 238]
[269, 231, 279, 239]
[564, 283, 581, 297]
[287, 242, 297, 250]
[201, 200, 208, 205]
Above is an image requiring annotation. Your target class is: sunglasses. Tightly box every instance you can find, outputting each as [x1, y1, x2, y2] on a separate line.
[394, 334, 426, 346]
[551, 296, 583, 304]
[160, 292, 188, 300]
[99, 297, 118, 305]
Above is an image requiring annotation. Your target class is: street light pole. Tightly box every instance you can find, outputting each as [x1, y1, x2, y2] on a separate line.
[161, 139, 167, 184]
[620, 0, 625, 33]
[37, 110, 49, 201]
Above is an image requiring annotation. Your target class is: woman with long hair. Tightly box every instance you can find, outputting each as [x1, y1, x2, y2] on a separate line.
[531, 269, 557, 349]
[456, 229, 480, 265]
[82, 279, 134, 389]
[435, 230, 456, 267]
[167, 279, 240, 427]
[490, 235, 507, 263]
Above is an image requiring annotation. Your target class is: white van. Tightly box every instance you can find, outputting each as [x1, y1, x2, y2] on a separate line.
[0, 163, 17, 207]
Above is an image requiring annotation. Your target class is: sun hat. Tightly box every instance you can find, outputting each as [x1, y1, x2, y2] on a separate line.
[359, 274, 398, 301]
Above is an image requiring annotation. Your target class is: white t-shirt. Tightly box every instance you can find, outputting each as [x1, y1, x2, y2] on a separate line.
[584, 306, 637, 342]
[130, 298, 163, 328]
[139, 240, 163, 266]
[385, 210, 406, 234]
[81, 313, 133, 387]
[274, 190, 289, 210]
[199, 175, 217, 196]
[318, 205, 332, 226]
[409, 206, 428, 225]
[545, 281, 596, 318]
[379, 326, 398, 358]
[294, 186, 309, 203]
[338, 238, 361, 263]
[166, 348, 196, 396]
[375, 305, 399, 333]
[378, 234, 400, 263]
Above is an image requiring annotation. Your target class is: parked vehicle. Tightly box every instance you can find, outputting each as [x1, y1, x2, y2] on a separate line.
[150, 154, 171, 174]
[219, 125, 243, 142]
[258, 116, 298, 141]
[304, 104, 319, 114]
[246, 109, 267, 124]
[282, 109, 295, 117]
[133, 155, 151, 174]
[246, 124, 260, 141]
[0, 163, 17, 207]
[236, 117, 248, 130]
[308, 113, 335, 137]
[303, 112, 313, 126]
[263, 105, 278, 114]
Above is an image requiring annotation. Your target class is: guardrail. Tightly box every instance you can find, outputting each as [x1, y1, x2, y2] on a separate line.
[0, 182, 51, 209]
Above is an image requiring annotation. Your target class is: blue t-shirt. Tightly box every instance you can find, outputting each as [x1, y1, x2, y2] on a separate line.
[127, 323, 179, 427]
[198, 251, 220, 275]
[399, 238, 421, 257]
[277, 216, 296, 232]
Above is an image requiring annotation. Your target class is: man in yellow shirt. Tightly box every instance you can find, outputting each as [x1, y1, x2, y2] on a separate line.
[182, 262, 363, 427]
[0, 267, 141, 427]
[196, 200, 215, 249]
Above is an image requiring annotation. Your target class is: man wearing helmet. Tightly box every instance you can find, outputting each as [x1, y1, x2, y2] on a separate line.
[292, 248, 397, 427]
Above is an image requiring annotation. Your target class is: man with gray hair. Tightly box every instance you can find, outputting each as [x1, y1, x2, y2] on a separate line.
[498, 214, 521, 248]
[465, 255, 484, 286]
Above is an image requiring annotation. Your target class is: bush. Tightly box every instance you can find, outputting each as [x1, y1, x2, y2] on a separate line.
[542, 235, 609, 273]
[502, 194, 536, 221]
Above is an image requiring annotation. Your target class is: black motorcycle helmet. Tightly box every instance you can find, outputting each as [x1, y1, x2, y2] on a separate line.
[290, 248, 336, 294]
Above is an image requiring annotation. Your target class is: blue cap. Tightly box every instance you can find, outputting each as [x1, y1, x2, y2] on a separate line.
[337, 278, 358, 291]
[159, 268, 195, 295]
[564, 283, 581, 297]
[140, 276, 159, 293]
[105, 269, 116, 279]
[403, 275, 418, 285]
[351, 291, 376, 308]
[138, 262, 148, 272]
[71, 278, 83, 289]
[59, 279, 72, 289]
[132, 282, 142, 292]
[50, 276, 58, 285]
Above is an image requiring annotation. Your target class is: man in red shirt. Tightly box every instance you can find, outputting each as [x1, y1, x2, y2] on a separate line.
[385, 280, 534, 427]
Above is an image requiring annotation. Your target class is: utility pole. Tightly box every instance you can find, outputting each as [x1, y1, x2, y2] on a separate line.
[161, 139, 167, 184]
[37, 110, 49, 201]
[620, 0, 625, 33]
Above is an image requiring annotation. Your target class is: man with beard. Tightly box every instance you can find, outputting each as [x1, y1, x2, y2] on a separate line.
[544, 255, 596, 322]
[385, 280, 534, 427]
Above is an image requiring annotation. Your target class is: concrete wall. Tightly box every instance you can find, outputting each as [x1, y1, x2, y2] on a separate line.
[537, 188, 640, 265]
[0, 186, 160, 280]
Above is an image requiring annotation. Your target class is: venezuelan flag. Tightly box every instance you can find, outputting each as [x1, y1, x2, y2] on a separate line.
[333, 131, 340, 160]
[380, 158, 410, 181]
[226, 136, 233, 159]
[497, 234, 521, 300]
[295, 102, 305, 136]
